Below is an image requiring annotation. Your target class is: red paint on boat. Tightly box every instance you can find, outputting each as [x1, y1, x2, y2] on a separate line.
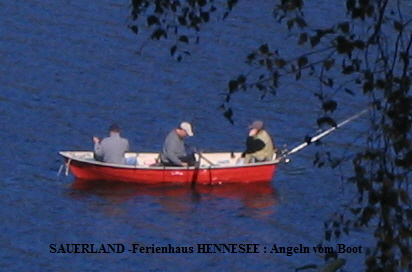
[60, 151, 278, 184]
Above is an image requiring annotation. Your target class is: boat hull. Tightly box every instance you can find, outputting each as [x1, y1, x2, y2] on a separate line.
[60, 151, 278, 184]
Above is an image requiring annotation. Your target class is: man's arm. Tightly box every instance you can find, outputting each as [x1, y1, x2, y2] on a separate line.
[124, 139, 130, 152]
[244, 137, 265, 154]
[93, 137, 104, 157]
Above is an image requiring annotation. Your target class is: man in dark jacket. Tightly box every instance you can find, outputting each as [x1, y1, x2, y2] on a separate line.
[241, 120, 275, 164]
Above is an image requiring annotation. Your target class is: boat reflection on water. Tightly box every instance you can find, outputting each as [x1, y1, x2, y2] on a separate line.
[70, 179, 278, 216]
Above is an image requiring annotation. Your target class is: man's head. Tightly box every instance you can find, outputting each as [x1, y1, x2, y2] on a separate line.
[249, 120, 264, 130]
[177, 122, 194, 137]
[109, 124, 121, 133]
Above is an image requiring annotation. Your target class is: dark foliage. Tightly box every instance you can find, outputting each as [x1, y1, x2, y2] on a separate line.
[128, 0, 412, 270]
[129, 0, 239, 61]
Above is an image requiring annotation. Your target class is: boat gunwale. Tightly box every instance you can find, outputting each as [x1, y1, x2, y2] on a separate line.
[58, 151, 280, 170]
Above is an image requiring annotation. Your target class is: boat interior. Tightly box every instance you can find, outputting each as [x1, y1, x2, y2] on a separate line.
[60, 151, 279, 168]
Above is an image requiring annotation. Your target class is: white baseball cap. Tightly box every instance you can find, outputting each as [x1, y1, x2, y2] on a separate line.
[179, 122, 194, 136]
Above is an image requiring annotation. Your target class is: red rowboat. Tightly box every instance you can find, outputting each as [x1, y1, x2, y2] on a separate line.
[59, 151, 279, 184]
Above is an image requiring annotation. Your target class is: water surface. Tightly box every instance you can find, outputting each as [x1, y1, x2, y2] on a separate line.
[1, 0, 371, 271]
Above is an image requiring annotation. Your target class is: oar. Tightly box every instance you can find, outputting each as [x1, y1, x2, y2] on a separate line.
[282, 108, 369, 158]
[184, 144, 215, 166]
[197, 151, 215, 166]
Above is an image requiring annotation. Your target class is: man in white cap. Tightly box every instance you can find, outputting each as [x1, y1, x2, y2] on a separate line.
[240, 120, 275, 164]
[160, 121, 196, 167]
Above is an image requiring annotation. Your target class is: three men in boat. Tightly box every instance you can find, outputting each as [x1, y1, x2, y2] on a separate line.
[92, 120, 275, 166]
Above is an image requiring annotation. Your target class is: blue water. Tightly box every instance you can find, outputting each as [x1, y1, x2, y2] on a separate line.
[1, 0, 371, 271]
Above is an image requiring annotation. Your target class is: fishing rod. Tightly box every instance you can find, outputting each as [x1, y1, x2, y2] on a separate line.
[280, 108, 369, 161]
